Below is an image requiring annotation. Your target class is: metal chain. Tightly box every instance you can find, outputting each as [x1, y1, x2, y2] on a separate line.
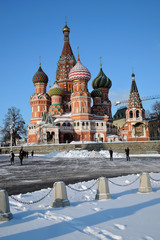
[108, 176, 140, 187]
[149, 175, 160, 182]
[67, 180, 98, 192]
[10, 188, 52, 205]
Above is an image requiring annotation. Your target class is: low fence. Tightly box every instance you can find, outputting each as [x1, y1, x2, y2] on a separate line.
[1, 172, 160, 221]
[0, 140, 160, 154]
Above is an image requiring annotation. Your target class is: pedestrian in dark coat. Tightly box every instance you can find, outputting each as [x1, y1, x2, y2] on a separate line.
[19, 148, 24, 165]
[125, 147, 130, 161]
[31, 150, 34, 157]
[10, 151, 15, 165]
[109, 148, 113, 161]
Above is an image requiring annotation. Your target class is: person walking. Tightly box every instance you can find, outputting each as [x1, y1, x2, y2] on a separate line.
[10, 151, 15, 165]
[31, 150, 34, 157]
[19, 148, 24, 165]
[125, 147, 130, 161]
[109, 148, 113, 161]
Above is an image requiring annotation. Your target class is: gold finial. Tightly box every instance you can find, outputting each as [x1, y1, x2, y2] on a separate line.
[65, 16, 67, 26]
[77, 46, 80, 59]
[39, 56, 41, 67]
[100, 56, 102, 68]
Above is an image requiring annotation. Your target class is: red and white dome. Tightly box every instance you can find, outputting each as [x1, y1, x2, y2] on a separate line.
[69, 57, 91, 81]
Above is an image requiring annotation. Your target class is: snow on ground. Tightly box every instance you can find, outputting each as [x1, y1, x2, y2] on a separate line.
[44, 149, 160, 159]
[44, 150, 126, 158]
[1, 172, 160, 239]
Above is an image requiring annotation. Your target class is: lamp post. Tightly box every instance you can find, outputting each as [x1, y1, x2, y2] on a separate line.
[9, 109, 15, 151]
[9, 110, 13, 151]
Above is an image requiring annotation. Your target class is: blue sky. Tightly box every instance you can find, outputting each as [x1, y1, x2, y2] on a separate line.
[0, 0, 160, 128]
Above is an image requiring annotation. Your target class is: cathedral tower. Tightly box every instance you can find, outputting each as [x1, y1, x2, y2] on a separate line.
[91, 64, 112, 120]
[56, 24, 76, 112]
[28, 63, 51, 143]
[119, 73, 149, 141]
[69, 55, 92, 120]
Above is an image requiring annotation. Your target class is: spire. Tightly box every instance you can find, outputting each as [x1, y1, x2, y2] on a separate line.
[130, 73, 138, 93]
[77, 46, 80, 61]
[56, 23, 76, 82]
[100, 56, 102, 69]
[39, 56, 41, 67]
[128, 73, 142, 108]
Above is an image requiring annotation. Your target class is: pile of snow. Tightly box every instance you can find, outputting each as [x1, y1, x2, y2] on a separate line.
[45, 150, 126, 158]
[1, 173, 160, 239]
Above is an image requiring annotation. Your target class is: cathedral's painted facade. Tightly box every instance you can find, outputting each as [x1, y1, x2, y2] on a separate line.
[28, 24, 149, 144]
[119, 73, 149, 141]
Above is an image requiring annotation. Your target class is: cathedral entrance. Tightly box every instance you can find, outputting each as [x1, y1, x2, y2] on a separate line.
[63, 133, 73, 143]
[47, 131, 55, 143]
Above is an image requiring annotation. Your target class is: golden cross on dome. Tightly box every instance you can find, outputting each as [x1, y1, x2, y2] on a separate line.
[77, 46, 80, 59]
[65, 16, 67, 25]
[39, 56, 41, 67]
[100, 56, 102, 68]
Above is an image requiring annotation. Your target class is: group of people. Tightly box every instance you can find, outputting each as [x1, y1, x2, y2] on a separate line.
[109, 147, 130, 161]
[9, 149, 34, 165]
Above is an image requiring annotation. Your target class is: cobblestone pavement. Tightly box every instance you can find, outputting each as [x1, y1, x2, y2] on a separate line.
[0, 155, 160, 195]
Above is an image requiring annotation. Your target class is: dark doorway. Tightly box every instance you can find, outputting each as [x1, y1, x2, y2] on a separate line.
[64, 133, 73, 143]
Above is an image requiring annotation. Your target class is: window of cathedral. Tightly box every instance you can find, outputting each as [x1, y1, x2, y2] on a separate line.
[82, 122, 85, 126]
[136, 110, 139, 118]
[62, 123, 66, 126]
[129, 110, 133, 118]
[101, 123, 103, 126]
[86, 122, 89, 126]
[77, 122, 79, 126]
[97, 123, 99, 126]
[67, 122, 71, 126]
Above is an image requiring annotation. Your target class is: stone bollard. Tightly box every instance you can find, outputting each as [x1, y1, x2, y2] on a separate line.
[0, 190, 13, 221]
[138, 173, 152, 193]
[95, 177, 111, 200]
[51, 181, 70, 208]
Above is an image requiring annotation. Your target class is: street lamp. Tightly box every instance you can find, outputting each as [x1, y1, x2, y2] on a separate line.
[9, 109, 15, 151]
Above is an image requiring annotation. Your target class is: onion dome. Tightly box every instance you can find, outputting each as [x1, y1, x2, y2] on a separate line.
[32, 65, 48, 84]
[69, 57, 91, 81]
[62, 24, 70, 33]
[92, 66, 112, 89]
[91, 89, 102, 98]
[48, 82, 64, 96]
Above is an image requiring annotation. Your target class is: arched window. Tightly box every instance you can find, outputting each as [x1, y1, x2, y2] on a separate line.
[67, 122, 71, 126]
[129, 110, 133, 118]
[77, 122, 79, 127]
[62, 123, 66, 126]
[136, 110, 139, 118]
[82, 122, 85, 126]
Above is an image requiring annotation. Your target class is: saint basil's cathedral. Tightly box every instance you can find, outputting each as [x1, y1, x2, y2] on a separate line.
[28, 24, 149, 144]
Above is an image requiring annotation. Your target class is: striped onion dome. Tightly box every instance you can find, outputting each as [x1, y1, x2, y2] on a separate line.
[48, 82, 64, 96]
[92, 66, 112, 89]
[32, 66, 48, 84]
[91, 89, 102, 98]
[69, 57, 91, 81]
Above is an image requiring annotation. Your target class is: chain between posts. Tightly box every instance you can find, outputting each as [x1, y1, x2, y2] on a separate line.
[108, 175, 140, 187]
[10, 188, 52, 205]
[149, 175, 160, 182]
[67, 180, 98, 192]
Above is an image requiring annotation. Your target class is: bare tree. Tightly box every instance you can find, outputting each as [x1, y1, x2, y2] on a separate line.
[0, 107, 27, 146]
[152, 101, 160, 118]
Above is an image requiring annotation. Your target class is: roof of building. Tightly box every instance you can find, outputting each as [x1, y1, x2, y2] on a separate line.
[91, 89, 102, 98]
[92, 66, 112, 89]
[69, 57, 91, 81]
[48, 82, 64, 96]
[128, 73, 143, 108]
[32, 65, 48, 84]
